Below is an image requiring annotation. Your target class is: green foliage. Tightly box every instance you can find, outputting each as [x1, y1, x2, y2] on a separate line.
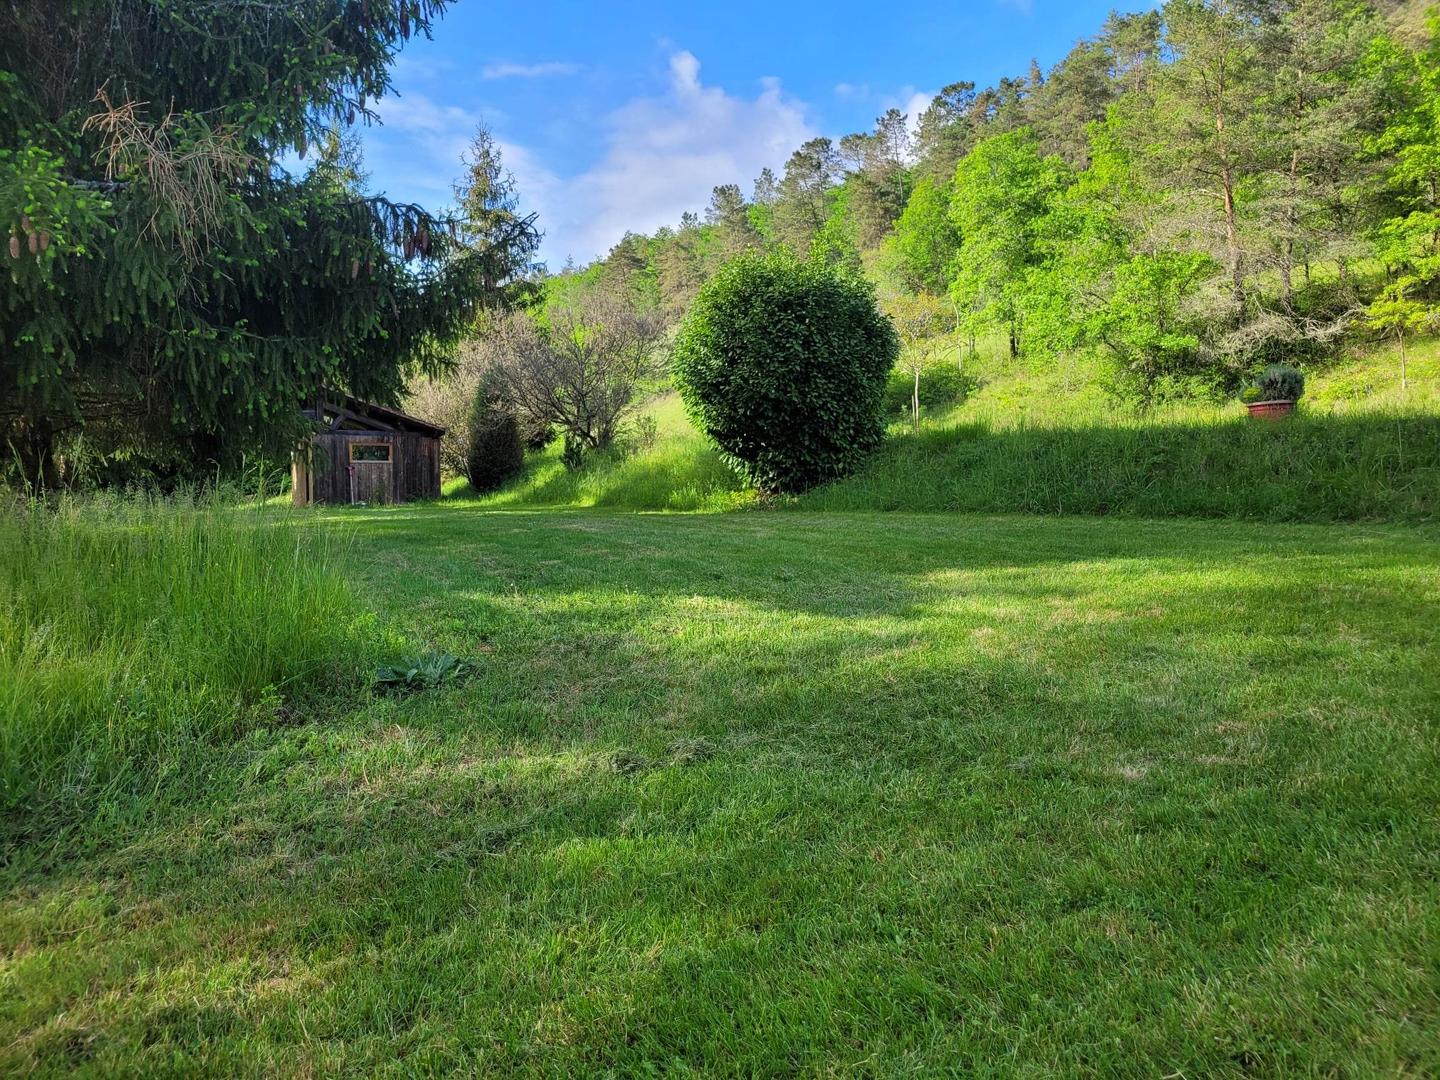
[373, 651, 468, 695]
[1363, 23, 1440, 371]
[881, 364, 977, 418]
[561, 432, 587, 472]
[1018, 121, 1213, 394]
[532, 0, 1432, 415]
[464, 376, 524, 493]
[1249, 363, 1307, 403]
[773, 138, 843, 256]
[1368, 278, 1436, 343]
[881, 176, 960, 294]
[949, 130, 1070, 357]
[0, 1, 534, 487]
[1366, 211, 1440, 359]
[672, 254, 900, 493]
[809, 183, 864, 271]
[454, 122, 540, 298]
[0, 495, 369, 810]
[458, 336, 1438, 521]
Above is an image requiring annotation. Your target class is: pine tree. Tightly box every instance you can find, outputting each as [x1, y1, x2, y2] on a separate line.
[705, 184, 762, 267]
[773, 138, 843, 256]
[454, 123, 541, 298]
[0, 0, 538, 488]
[1252, 0, 1380, 311]
[1135, 0, 1269, 320]
[841, 109, 914, 250]
[914, 82, 981, 183]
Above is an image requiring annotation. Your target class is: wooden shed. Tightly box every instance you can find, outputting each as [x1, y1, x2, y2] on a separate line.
[292, 392, 445, 507]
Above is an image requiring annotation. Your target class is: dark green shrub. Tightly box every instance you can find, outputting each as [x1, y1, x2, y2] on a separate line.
[1248, 363, 1305, 403]
[882, 365, 979, 418]
[671, 254, 900, 493]
[522, 416, 555, 451]
[465, 375, 524, 493]
[561, 432, 586, 472]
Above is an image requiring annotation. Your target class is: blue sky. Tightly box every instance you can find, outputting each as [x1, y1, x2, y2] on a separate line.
[360, 0, 1146, 266]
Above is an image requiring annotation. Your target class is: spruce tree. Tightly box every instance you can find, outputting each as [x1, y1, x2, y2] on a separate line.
[0, 0, 536, 487]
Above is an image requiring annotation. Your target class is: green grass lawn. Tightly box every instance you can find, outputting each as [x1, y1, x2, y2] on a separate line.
[4, 506, 1438, 1075]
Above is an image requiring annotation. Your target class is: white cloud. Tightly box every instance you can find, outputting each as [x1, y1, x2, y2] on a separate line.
[361, 51, 814, 266]
[897, 90, 934, 147]
[361, 91, 484, 214]
[481, 61, 581, 80]
[389, 53, 457, 87]
[998, 0, 1035, 14]
[521, 50, 814, 265]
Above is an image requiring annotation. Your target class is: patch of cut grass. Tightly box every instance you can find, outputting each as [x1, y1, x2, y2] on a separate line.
[3, 508, 1437, 1075]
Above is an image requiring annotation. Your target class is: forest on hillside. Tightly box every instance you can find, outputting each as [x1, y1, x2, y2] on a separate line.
[3, 0, 1437, 488]
[521, 0, 1439, 404]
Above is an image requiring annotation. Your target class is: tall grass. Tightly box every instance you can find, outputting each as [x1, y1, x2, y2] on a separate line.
[0, 495, 371, 810]
[439, 338, 1439, 522]
[798, 408, 1440, 521]
[447, 394, 752, 512]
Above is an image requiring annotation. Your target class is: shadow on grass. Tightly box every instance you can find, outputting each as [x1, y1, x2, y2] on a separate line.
[3, 510, 1438, 1074]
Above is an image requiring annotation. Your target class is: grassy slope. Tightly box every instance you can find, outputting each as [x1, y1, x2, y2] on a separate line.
[448, 335, 1440, 521]
[4, 508, 1438, 1075]
[445, 394, 750, 512]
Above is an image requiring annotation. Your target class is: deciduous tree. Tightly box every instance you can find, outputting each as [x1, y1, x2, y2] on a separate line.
[489, 297, 667, 450]
[949, 130, 1069, 359]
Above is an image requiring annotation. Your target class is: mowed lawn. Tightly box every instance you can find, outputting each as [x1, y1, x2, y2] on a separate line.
[3, 508, 1439, 1076]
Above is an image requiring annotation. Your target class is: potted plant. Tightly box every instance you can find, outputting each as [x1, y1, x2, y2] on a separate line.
[1241, 364, 1305, 419]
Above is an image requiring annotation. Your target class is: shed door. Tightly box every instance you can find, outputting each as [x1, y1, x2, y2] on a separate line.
[349, 442, 394, 505]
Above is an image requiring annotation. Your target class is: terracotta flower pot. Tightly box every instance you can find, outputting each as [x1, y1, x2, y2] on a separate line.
[1246, 399, 1296, 420]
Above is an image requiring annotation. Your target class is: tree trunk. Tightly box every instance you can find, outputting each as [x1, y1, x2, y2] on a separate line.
[1214, 89, 1245, 318]
[912, 369, 921, 433]
[1221, 163, 1245, 317]
[1280, 119, 1301, 316]
[1008, 322, 1019, 361]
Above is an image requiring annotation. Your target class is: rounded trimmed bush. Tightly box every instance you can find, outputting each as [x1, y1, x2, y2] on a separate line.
[671, 254, 900, 493]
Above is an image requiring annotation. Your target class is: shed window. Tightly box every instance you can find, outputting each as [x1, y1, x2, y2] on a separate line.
[350, 443, 392, 463]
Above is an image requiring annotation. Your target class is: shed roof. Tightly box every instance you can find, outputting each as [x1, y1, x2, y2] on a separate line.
[304, 391, 446, 437]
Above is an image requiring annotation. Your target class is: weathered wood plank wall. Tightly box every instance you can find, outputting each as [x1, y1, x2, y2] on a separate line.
[294, 431, 441, 506]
